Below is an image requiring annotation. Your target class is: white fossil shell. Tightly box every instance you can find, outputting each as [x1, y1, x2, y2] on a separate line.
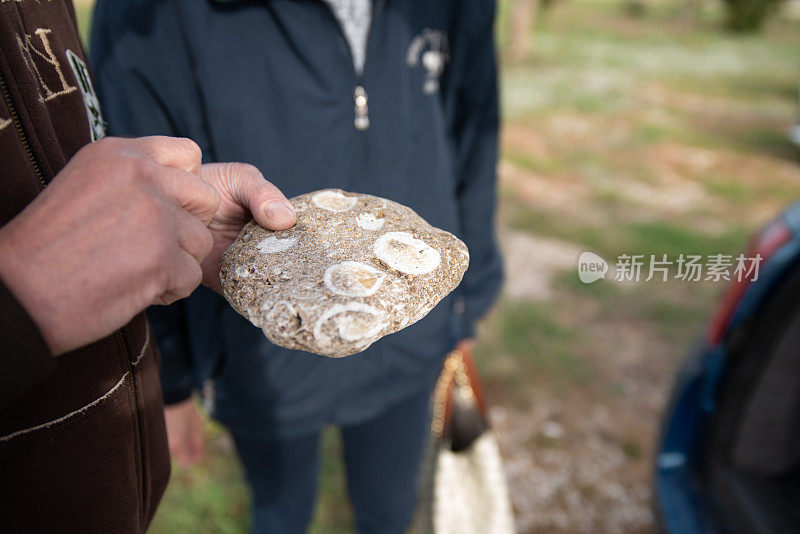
[373, 231, 441, 275]
[312, 190, 358, 212]
[263, 300, 302, 336]
[355, 212, 385, 231]
[257, 236, 297, 254]
[324, 261, 386, 297]
[314, 302, 386, 345]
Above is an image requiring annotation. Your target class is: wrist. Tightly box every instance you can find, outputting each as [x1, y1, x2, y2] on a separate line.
[0, 223, 60, 355]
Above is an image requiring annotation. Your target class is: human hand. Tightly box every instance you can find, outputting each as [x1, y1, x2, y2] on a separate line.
[0, 136, 218, 355]
[164, 399, 205, 467]
[198, 162, 296, 292]
[456, 338, 475, 354]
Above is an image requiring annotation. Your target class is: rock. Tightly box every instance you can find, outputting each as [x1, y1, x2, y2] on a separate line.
[219, 189, 469, 357]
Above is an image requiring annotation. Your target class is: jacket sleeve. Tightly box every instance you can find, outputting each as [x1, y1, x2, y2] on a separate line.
[90, 0, 204, 404]
[0, 277, 55, 409]
[447, 0, 504, 339]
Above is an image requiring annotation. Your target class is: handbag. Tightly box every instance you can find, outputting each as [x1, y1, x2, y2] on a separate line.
[412, 347, 516, 534]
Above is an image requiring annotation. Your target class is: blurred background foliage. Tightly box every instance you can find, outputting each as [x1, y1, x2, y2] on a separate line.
[75, 0, 800, 532]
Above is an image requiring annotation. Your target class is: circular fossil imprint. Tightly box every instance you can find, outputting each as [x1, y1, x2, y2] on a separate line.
[312, 190, 358, 212]
[219, 189, 469, 357]
[314, 302, 387, 345]
[356, 212, 385, 231]
[257, 236, 297, 253]
[324, 261, 386, 297]
[374, 231, 441, 275]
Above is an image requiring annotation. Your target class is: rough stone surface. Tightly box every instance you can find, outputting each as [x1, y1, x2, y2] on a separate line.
[220, 189, 469, 357]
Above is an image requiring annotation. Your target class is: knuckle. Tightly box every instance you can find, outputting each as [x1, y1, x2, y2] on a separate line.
[176, 263, 202, 299]
[135, 190, 165, 226]
[120, 155, 156, 185]
[157, 291, 179, 306]
[170, 137, 202, 169]
[237, 162, 260, 176]
[137, 156, 159, 179]
[145, 220, 176, 265]
[200, 228, 214, 258]
[189, 262, 203, 287]
[186, 222, 213, 259]
[181, 138, 202, 162]
[143, 261, 171, 305]
[152, 238, 174, 268]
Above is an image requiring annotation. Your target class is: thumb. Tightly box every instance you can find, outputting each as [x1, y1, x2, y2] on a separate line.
[201, 162, 296, 230]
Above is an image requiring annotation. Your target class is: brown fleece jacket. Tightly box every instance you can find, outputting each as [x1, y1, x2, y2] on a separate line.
[0, 2, 169, 532]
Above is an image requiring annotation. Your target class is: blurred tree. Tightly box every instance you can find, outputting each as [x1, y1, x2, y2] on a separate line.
[509, 0, 561, 61]
[721, 0, 787, 32]
[623, 0, 649, 18]
[510, 0, 538, 61]
[681, 0, 700, 26]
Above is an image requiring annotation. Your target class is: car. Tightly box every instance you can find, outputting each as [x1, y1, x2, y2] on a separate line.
[654, 200, 800, 533]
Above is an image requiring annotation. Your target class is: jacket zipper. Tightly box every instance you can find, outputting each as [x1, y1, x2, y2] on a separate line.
[0, 72, 47, 189]
[319, 0, 385, 131]
[353, 85, 369, 130]
[3, 62, 148, 508]
[118, 328, 148, 516]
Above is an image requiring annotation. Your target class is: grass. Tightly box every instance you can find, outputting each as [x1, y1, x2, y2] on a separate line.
[150, 425, 355, 533]
[75, 0, 800, 532]
[154, 439, 249, 534]
[497, 300, 590, 382]
[74, 2, 93, 47]
[508, 202, 751, 259]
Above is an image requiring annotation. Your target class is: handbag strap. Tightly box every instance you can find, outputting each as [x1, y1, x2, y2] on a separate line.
[431, 348, 488, 439]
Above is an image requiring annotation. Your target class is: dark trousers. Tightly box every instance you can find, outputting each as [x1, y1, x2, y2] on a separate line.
[232, 389, 432, 534]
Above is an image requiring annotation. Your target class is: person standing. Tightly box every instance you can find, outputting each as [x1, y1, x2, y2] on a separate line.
[92, 1, 503, 532]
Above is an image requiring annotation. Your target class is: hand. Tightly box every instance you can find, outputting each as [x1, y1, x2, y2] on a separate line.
[0, 136, 219, 355]
[198, 162, 296, 292]
[456, 338, 475, 354]
[164, 399, 205, 467]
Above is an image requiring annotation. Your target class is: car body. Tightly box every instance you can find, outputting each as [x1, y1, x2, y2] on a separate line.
[655, 200, 800, 533]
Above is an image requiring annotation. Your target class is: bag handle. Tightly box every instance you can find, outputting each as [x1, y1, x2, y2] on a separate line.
[431, 346, 488, 439]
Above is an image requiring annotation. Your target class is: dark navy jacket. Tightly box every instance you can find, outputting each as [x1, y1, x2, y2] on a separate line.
[91, 0, 502, 439]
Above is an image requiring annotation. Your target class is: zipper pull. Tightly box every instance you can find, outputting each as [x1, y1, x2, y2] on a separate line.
[354, 85, 369, 131]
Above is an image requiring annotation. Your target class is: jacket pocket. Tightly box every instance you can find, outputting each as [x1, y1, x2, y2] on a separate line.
[0, 377, 143, 534]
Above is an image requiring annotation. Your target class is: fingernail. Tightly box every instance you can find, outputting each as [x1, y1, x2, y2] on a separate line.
[263, 200, 295, 225]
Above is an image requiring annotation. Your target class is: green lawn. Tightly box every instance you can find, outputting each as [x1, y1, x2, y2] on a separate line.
[75, 1, 800, 532]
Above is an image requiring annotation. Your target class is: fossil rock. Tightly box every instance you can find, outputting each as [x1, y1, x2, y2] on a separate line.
[219, 189, 469, 357]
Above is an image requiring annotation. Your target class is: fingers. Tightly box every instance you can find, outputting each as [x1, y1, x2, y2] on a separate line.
[186, 423, 205, 464]
[172, 204, 214, 263]
[200, 248, 224, 294]
[108, 136, 219, 225]
[127, 136, 203, 175]
[157, 166, 220, 226]
[164, 401, 205, 467]
[157, 249, 203, 305]
[202, 162, 296, 230]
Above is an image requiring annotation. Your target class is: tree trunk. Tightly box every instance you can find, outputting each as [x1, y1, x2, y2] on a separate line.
[681, 0, 700, 27]
[510, 0, 539, 61]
